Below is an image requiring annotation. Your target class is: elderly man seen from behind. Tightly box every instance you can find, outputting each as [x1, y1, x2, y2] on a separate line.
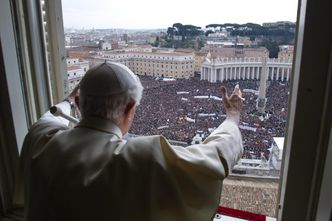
[18, 62, 243, 221]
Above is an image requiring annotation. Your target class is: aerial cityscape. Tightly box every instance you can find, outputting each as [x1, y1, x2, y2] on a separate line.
[64, 21, 295, 218]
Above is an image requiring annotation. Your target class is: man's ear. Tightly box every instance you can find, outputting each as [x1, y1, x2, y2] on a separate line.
[75, 96, 80, 109]
[124, 100, 136, 115]
[118, 101, 137, 135]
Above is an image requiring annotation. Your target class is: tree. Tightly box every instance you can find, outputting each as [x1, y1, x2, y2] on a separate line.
[259, 38, 280, 58]
[167, 27, 175, 36]
[172, 23, 183, 36]
[205, 30, 214, 36]
[206, 24, 222, 29]
[182, 25, 203, 37]
[152, 36, 160, 47]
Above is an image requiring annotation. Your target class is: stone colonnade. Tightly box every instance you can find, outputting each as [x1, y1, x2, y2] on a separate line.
[201, 57, 292, 82]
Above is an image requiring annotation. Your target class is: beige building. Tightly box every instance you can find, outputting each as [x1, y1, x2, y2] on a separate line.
[125, 45, 153, 53]
[148, 36, 157, 45]
[66, 58, 89, 91]
[201, 46, 269, 58]
[278, 45, 294, 60]
[194, 51, 207, 72]
[173, 48, 206, 73]
[97, 50, 195, 79]
[237, 36, 254, 47]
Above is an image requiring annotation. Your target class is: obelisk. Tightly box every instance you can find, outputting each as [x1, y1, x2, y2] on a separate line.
[257, 57, 267, 113]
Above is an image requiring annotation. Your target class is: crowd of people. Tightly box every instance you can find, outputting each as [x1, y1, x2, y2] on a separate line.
[129, 76, 289, 159]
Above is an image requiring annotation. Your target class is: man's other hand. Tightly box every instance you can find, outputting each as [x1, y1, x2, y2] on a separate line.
[67, 84, 80, 108]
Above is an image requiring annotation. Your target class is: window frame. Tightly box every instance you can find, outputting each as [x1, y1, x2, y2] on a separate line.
[277, 0, 332, 220]
[0, 0, 28, 213]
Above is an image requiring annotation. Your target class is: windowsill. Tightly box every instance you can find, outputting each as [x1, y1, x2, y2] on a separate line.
[216, 206, 276, 221]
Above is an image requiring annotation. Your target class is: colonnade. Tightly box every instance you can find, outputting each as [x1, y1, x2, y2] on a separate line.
[201, 57, 292, 82]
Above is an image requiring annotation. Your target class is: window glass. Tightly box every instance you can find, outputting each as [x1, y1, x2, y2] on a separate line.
[61, 0, 298, 218]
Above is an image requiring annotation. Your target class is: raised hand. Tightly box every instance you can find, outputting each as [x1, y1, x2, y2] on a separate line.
[220, 84, 244, 124]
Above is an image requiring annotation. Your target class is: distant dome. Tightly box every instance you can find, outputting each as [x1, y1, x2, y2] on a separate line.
[206, 52, 212, 59]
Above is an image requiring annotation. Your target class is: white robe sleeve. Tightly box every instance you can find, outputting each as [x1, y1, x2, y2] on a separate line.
[161, 118, 243, 179]
[39, 101, 72, 126]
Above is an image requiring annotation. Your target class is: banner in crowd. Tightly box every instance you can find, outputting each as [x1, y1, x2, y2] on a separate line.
[198, 113, 216, 117]
[239, 125, 257, 132]
[163, 78, 176, 81]
[243, 89, 259, 95]
[194, 96, 209, 99]
[194, 95, 222, 101]
[177, 91, 189, 95]
[210, 96, 222, 101]
[186, 116, 196, 123]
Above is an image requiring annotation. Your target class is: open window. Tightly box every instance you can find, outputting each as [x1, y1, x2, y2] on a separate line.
[0, 0, 331, 220]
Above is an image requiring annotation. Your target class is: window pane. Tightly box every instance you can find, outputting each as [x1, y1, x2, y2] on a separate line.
[60, 0, 298, 219]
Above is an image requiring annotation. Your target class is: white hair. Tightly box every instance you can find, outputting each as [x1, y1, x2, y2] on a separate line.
[80, 80, 143, 124]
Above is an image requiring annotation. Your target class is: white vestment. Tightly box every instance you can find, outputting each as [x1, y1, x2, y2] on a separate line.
[17, 101, 243, 221]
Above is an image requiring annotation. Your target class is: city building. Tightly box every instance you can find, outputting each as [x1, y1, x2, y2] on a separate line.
[193, 51, 207, 73]
[207, 31, 228, 40]
[122, 33, 128, 44]
[237, 36, 255, 47]
[66, 58, 89, 91]
[201, 45, 269, 58]
[101, 42, 112, 50]
[278, 45, 294, 60]
[125, 45, 153, 53]
[117, 40, 128, 48]
[96, 49, 195, 79]
[148, 36, 157, 45]
[111, 40, 119, 50]
[201, 57, 292, 82]
[68, 36, 85, 46]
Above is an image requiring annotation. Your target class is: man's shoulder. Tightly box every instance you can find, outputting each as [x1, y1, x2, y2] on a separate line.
[29, 118, 69, 137]
[125, 135, 163, 150]
[23, 119, 69, 152]
[124, 134, 170, 156]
